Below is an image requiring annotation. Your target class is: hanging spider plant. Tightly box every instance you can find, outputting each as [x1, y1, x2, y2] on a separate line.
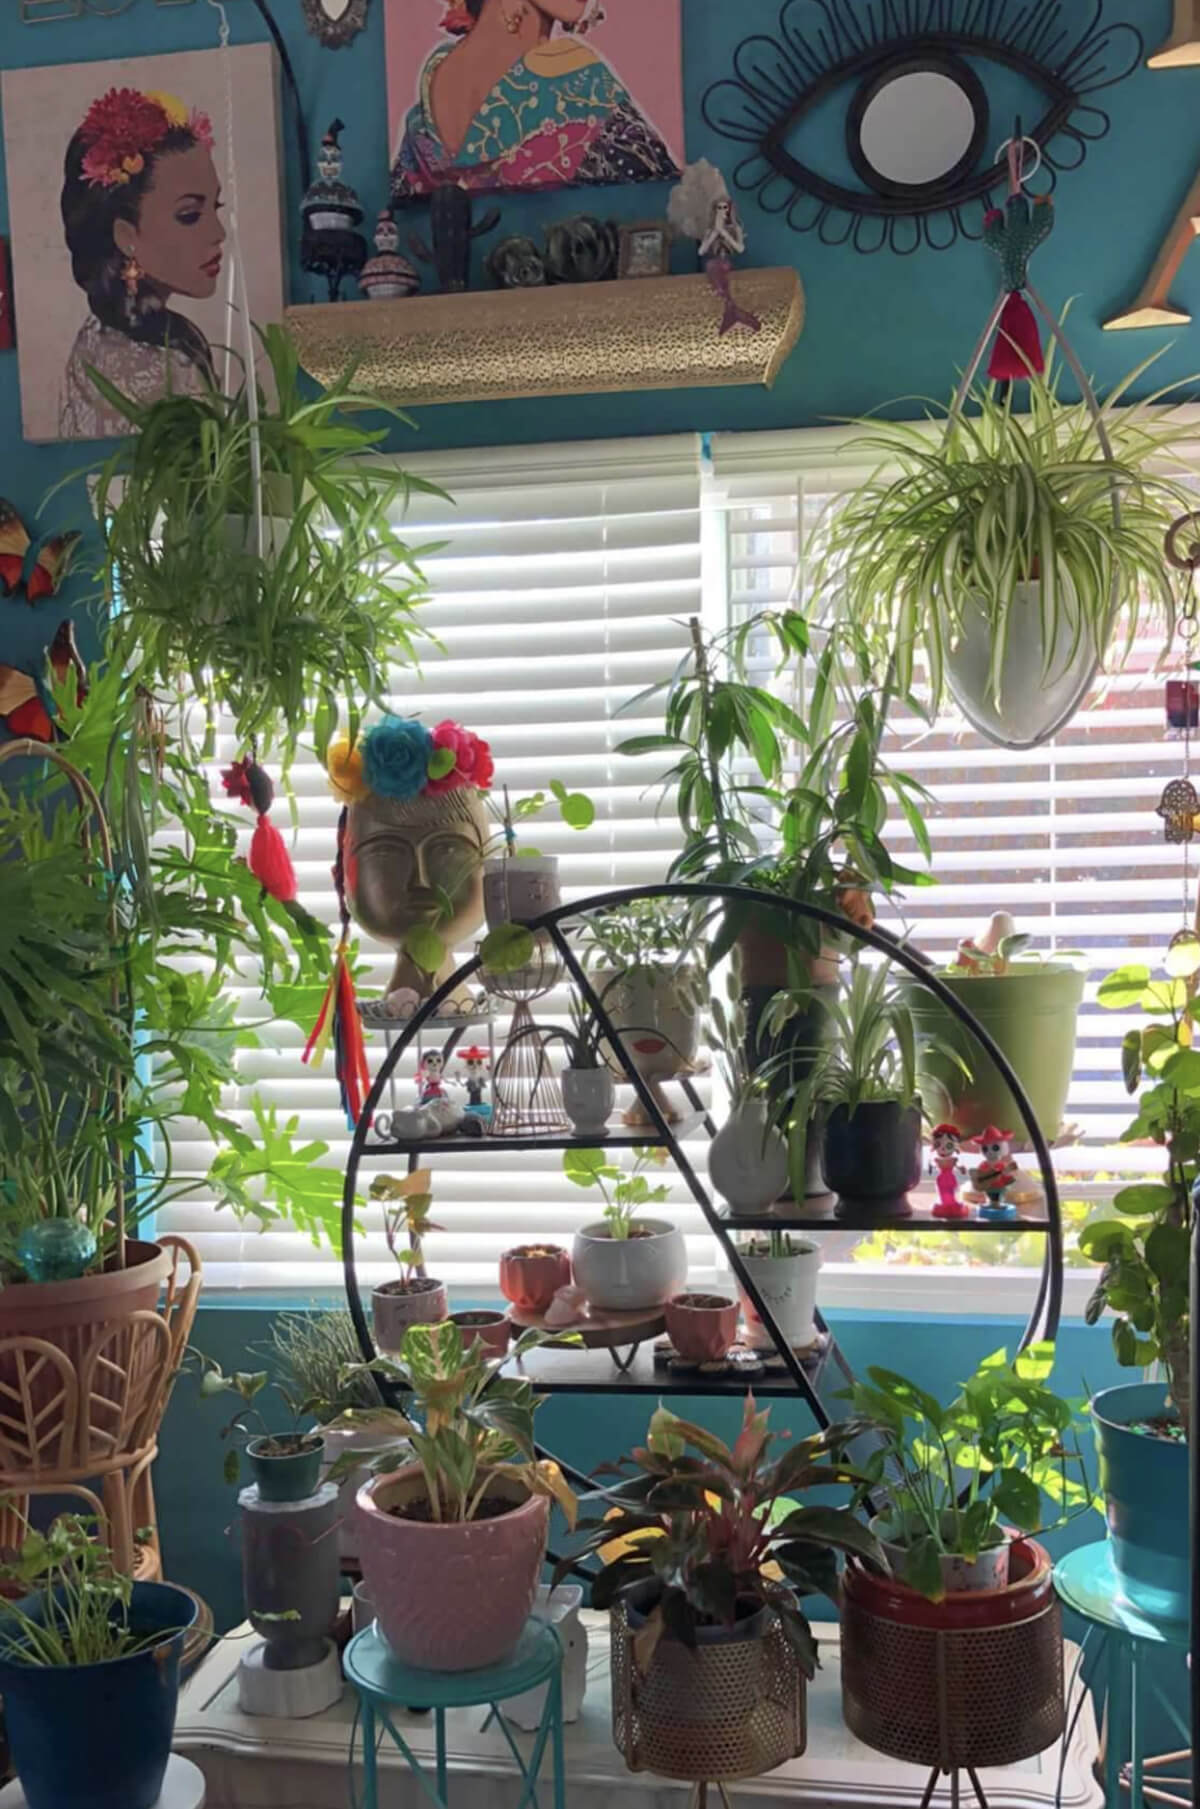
[812, 353, 1199, 746]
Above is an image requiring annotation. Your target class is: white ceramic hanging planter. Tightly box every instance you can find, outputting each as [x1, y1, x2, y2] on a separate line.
[944, 577, 1102, 751]
[708, 1098, 789, 1214]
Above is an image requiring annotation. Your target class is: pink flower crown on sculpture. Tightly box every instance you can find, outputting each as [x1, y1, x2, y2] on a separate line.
[326, 716, 495, 807]
[77, 87, 214, 188]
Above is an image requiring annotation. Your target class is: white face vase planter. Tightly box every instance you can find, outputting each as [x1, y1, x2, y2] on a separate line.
[737, 1239, 822, 1352]
[708, 1098, 790, 1214]
[571, 1218, 687, 1312]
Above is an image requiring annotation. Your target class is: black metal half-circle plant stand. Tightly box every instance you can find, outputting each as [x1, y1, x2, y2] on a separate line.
[340, 884, 1063, 1451]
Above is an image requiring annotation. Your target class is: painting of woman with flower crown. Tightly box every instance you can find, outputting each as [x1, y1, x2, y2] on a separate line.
[1, 46, 284, 443]
[386, 0, 683, 201]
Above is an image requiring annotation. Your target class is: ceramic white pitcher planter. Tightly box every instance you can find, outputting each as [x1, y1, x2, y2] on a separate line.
[571, 1218, 686, 1311]
[738, 1241, 821, 1352]
[708, 1099, 789, 1213]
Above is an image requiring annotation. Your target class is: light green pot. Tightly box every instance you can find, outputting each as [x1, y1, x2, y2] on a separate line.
[900, 965, 1085, 1142]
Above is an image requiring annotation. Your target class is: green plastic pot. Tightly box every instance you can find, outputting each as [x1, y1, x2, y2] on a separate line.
[246, 1434, 324, 1503]
[900, 965, 1084, 1143]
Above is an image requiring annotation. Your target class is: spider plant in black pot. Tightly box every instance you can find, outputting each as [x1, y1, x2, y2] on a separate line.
[91, 323, 442, 764]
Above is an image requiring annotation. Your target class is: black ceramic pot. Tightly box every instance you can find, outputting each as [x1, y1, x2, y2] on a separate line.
[821, 1101, 922, 1221]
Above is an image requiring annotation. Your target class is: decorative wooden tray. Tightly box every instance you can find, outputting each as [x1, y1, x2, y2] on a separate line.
[508, 1302, 666, 1371]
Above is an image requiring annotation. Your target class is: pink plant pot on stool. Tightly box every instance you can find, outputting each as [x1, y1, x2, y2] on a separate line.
[356, 1464, 550, 1672]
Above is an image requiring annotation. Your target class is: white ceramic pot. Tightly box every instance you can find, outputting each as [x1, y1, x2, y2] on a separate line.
[561, 1067, 615, 1135]
[596, 964, 700, 1083]
[944, 577, 1100, 750]
[870, 1514, 1012, 1594]
[708, 1099, 789, 1213]
[571, 1218, 686, 1311]
[483, 856, 561, 929]
[737, 1241, 821, 1352]
[505, 1584, 589, 1729]
[320, 1418, 401, 1563]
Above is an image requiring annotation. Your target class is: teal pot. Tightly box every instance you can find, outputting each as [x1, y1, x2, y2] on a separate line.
[0, 1580, 197, 1809]
[822, 1102, 922, 1221]
[900, 965, 1085, 1144]
[246, 1433, 324, 1504]
[1092, 1381, 1188, 1622]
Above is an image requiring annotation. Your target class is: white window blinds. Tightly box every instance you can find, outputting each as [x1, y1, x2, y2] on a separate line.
[156, 436, 709, 1291]
[709, 429, 1181, 1270]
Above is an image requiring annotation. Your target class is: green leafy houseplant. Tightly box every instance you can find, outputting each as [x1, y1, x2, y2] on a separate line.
[562, 1144, 672, 1240]
[1080, 953, 1198, 1434]
[91, 322, 441, 762]
[813, 359, 1198, 721]
[193, 1355, 322, 1486]
[556, 1395, 882, 1675]
[267, 1310, 385, 1427]
[345, 1318, 578, 1525]
[766, 957, 920, 1118]
[0, 1513, 160, 1668]
[842, 1344, 1093, 1601]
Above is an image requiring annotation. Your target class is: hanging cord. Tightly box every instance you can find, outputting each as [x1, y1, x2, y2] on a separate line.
[206, 0, 265, 564]
[244, 0, 311, 191]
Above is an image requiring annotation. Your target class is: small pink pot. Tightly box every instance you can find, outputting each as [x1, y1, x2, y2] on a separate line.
[499, 1246, 572, 1314]
[665, 1292, 739, 1363]
[449, 1310, 510, 1357]
[372, 1278, 447, 1354]
[356, 1464, 549, 1671]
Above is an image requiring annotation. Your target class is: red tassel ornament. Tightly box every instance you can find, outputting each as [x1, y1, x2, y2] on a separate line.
[987, 290, 1044, 381]
[304, 807, 371, 1130]
[222, 755, 321, 936]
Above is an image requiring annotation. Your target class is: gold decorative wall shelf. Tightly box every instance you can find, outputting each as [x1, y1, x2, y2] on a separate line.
[285, 268, 804, 408]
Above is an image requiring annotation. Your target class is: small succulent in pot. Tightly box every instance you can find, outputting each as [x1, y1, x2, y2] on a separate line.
[555, 1395, 881, 1676]
[193, 1354, 323, 1498]
[839, 1343, 1093, 1601]
[371, 1170, 449, 1351]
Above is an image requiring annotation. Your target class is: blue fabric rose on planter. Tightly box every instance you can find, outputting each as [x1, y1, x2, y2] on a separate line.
[361, 716, 434, 801]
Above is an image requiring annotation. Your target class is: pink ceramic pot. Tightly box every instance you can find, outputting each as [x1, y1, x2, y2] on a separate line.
[357, 1465, 549, 1671]
[499, 1246, 572, 1314]
[449, 1310, 510, 1356]
[371, 1278, 447, 1354]
[665, 1292, 739, 1363]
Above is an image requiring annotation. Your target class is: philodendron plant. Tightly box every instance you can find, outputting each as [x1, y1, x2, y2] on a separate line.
[1080, 951, 1198, 1436]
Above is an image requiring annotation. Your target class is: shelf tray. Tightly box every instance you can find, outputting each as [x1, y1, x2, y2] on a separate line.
[361, 1110, 708, 1158]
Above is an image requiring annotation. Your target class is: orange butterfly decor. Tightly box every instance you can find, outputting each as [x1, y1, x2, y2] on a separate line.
[0, 620, 87, 744]
[0, 498, 81, 605]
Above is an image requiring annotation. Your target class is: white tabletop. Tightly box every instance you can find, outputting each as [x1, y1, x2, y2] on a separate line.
[0, 1753, 205, 1808]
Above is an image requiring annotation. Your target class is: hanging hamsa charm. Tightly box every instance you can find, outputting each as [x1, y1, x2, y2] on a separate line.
[1157, 777, 1200, 842]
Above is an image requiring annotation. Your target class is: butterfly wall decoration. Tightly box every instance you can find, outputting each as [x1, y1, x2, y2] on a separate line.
[0, 619, 86, 743]
[0, 498, 81, 604]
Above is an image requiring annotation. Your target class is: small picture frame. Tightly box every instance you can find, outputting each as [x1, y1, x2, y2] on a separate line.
[619, 221, 670, 280]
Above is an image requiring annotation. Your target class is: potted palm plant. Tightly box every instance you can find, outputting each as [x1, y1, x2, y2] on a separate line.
[813, 359, 1197, 749]
[91, 321, 438, 765]
[350, 1319, 577, 1671]
[767, 958, 926, 1219]
[1080, 950, 1195, 1621]
[369, 1170, 449, 1351]
[0, 1514, 197, 1809]
[556, 1396, 882, 1782]
[564, 1145, 687, 1311]
[900, 914, 1086, 1144]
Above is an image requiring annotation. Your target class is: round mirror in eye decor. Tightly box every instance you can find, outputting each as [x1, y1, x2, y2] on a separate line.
[301, 0, 369, 50]
[848, 53, 987, 199]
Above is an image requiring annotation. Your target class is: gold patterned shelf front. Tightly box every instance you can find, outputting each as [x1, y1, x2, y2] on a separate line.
[286, 268, 804, 409]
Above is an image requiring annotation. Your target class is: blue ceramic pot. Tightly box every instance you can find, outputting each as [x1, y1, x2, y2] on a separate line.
[1092, 1381, 1188, 1623]
[0, 1580, 197, 1809]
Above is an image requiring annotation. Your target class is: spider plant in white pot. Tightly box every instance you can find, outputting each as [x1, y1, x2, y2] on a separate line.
[707, 956, 789, 1214]
[814, 356, 1198, 749]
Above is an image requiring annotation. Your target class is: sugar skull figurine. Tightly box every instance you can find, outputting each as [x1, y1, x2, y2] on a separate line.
[930, 1124, 968, 1221]
[969, 1126, 1019, 1222]
[417, 1049, 447, 1106]
[458, 1044, 491, 1120]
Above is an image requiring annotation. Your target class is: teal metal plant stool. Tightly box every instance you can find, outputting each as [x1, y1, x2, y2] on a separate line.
[1054, 1542, 1191, 1809]
[345, 1617, 566, 1809]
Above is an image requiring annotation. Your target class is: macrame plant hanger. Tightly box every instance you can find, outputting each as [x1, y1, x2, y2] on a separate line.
[947, 122, 1123, 752]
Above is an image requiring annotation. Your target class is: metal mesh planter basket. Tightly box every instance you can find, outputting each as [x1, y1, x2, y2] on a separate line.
[840, 1552, 1065, 1773]
[610, 1597, 806, 1783]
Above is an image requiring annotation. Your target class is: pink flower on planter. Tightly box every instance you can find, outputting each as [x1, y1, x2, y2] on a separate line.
[427, 720, 495, 794]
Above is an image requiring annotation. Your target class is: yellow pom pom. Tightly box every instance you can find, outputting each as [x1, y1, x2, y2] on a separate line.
[326, 735, 369, 805]
[146, 91, 190, 128]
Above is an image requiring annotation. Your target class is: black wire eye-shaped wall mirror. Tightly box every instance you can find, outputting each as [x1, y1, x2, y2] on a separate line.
[701, 0, 1143, 254]
[301, 0, 369, 49]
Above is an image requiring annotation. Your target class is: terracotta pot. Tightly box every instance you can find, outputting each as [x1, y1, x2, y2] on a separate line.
[356, 1464, 549, 1670]
[449, 1309, 510, 1356]
[346, 788, 487, 998]
[665, 1292, 738, 1362]
[571, 1219, 686, 1311]
[371, 1277, 447, 1353]
[737, 921, 841, 991]
[595, 964, 700, 1083]
[499, 1245, 572, 1313]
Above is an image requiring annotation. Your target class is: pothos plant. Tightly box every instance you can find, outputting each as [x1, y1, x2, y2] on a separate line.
[563, 1144, 672, 1239]
[193, 1355, 321, 1485]
[1080, 951, 1198, 1436]
[370, 1169, 442, 1283]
